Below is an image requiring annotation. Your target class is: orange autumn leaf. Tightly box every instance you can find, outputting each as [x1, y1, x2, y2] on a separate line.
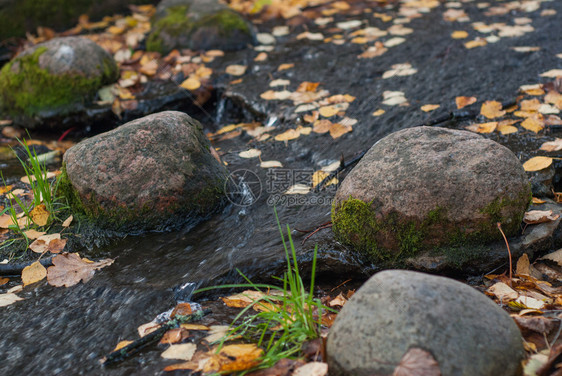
[455, 96, 477, 109]
[329, 123, 352, 139]
[203, 344, 263, 373]
[480, 101, 506, 119]
[297, 82, 320, 92]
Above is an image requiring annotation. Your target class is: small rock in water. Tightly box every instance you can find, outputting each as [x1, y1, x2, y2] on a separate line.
[0, 36, 118, 130]
[332, 126, 531, 269]
[327, 270, 525, 376]
[60, 111, 228, 234]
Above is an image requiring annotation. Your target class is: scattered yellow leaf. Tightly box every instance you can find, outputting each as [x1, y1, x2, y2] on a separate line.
[480, 100, 506, 119]
[30, 204, 49, 226]
[372, 109, 385, 116]
[465, 122, 497, 133]
[451, 30, 468, 39]
[0, 185, 13, 195]
[329, 123, 352, 139]
[274, 129, 300, 142]
[180, 76, 201, 91]
[62, 215, 73, 228]
[540, 138, 562, 152]
[541, 69, 562, 78]
[22, 261, 47, 286]
[421, 104, 440, 112]
[24, 229, 46, 239]
[225, 64, 247, 76]
[464, 39, 487, 49]
[278, 63, 294, 71]
[318, 105, 339, 118]
[523, 156, 553, 172]
[203, 344, 264, 373]
[113, 340, 133, 351]
[521, 115, 544, 133]
[455, 96, 477, 109]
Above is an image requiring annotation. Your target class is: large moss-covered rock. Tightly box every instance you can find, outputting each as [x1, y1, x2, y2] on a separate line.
[60, 111, 228, 233]
[332, 126, 531, 265]
[0, 36, 118, 129]
[146, 0, 256, 54]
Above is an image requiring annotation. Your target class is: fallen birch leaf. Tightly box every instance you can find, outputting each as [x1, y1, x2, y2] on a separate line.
[161, 343, 197, 361]
[225, 65, 247, 76]
[488, 282, 518, 301]
[20, 172, 56, 184]
[541, 138, 562, 152]
[293, 362, 328, 376]
[113, 340, 133, 351]
[541, 69, 562, 78]
[451, 30, 468, 39]
[521, 115, 544, 133]
[393, 347, 441, 376]
[62, 215, 73, 228]
[203, 344, 263, 373]
[21, 261, 47, 286]
[516, 295, 545, 310]
[180, 76, 201, 91]
[270, 79, 290, 87]
[372, 109, 385, 116]
[30, 204, 49, 226]
[421, 104, 440, 112]
[329, 123, 352, 139]
[480, 101, 505, 119]
[318, 105, 340, 118]
[523, 156, 553, 172]
[275, 129, 300, 141]
[455, 96, 477, 109]
[539, 249, 562, 266]
[204, 325, 230, 343]
[516, 254, 530, 276]
[239, 149, 261, 159]
[24, 229, 46, 239]
[0, 293, 23, 307]
[260, 161, 283, 168]
[524, 210, 560, 224]
[465, 122, 497, 133]
[47, 253, 114, 287]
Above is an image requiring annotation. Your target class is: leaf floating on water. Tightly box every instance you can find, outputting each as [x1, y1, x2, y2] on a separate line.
[277, 63, 294, 71]
[480, 101, 506, 119]
[382, 63, 417, 79]
[393, 347, 441, 376]
[329, 123, 352, 139]
[161, 343, 197, 361]
[0, 292, 23, 307]
[180, 76, 201, 91]
[22, 261, 47, 286]
[523, 156, 553, 172]
[455, 96, 477, 109]
[46, 253, 114, 287]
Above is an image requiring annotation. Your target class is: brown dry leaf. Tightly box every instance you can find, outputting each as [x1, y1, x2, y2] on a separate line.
[48, 238, 67, 254]
[393, 347, 441, 376]
[516, 254, 531, 276]
[225, 64, 247, 76]
[21, 261, 47, 286]
[329, 123, 352, 139]
[0, 214, 16, 229]
[480, 101, 506, 119]
[62, 215, 73, 228]
[138, 321, 161, 337]
[521, 115, 545, 133]
[24, 229, 46, 239]
[203, 344, 263, 373]
[313, 120, 333, 134]
[21, 172, 56, 184]
[329, 292, 347, 307]
[488, 282, 518, 301]
[540, 138, 562, 152]
[524, 210, 560, 224]
[30, 204, 49, 226]
[539, 249, 562, 266]
[29, 239, 48, 254]
[465, 122, 497, 134]
[47, 253, 114, 287]
[421, 104, 440, 112]
[159, 328, 189, 345]
[541, 69, 562, 78]
[532, 197, 546, 204]
[455, 96, 477, 109]
[523, 156, 553, 172]
[171, 302, 193, 318]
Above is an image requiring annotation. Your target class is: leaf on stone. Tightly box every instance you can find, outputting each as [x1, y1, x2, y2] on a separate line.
[22, 261, 47, 286]
[480, 101, 506, 119]
[225, 64, 247, 76]
[318, 105, 340, 118]
[285, 184, 310, 195]
[451, 30, 468, 39]
[180, 76, 201, 91]
[181, 323, 210, 331]
[30, 204, 49, 226]
[455, 96, 477, 109]
[0, 292, 23, 307]
[382, 63, 417, 79]
[421, 104, 440, 112]
[204, 325, 231, 343]
[62, 215, 73, 228]
[465, 122, 497, 133]
[260, 90, 292, 100]
[0, 277, 8, 286]
[274, 129, 301, 141]
[138, 321, 161, 337]
[46, 253, 114, 287]
[539, 249, 562, 266]
[523, 156, 553, 172]
[524, 210, 560, 224]
[171, 302, 193, 318]
[382, 91, 407, 106]
[277, 63, 294, 71]
[372, 109, 386, 116]
[203, 344, 263, 373]
[541, 69, 562, 78]
[161, 343, 197, 360]
[239, 149, 262, 159]
[313, 119, 333, 134]
[293, 362, 328, 376]
[384, 37, 406, 47]
[393, 348, 441, 376]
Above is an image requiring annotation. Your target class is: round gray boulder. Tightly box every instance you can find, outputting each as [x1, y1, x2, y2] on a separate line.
[0, 36, 118, 129]
[146, 0, 256, 54]
[332, 126, 531, 264]
[60, 111, 228, 233]
[327, 270, 524, 376]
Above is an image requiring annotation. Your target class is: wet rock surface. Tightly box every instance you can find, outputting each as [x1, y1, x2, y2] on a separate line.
[62, 111, 228, 233]
[327, 270, 525, 376]
[147, 0, 256, 54]
[0, 36, 119, 130]
[332, 126, 531, 268]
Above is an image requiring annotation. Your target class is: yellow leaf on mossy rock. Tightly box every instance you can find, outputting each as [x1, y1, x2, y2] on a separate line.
[523, 156, 553, 172]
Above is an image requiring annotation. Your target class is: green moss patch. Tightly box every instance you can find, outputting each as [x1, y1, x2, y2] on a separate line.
[0, 47, 117, 118]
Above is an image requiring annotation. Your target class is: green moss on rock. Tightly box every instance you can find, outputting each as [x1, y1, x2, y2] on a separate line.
[0, 47, 118, 118]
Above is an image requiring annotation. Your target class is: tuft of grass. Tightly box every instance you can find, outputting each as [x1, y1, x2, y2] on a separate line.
[195, 210, 332, 373]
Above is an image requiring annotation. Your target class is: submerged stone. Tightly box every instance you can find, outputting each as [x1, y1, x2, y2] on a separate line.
[0, 36, 118, 130]
[146, 0, 256, 54]
[327, 270, 525, 376]
[60, 111, 228, 233]
[332, 126, 531, 266]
